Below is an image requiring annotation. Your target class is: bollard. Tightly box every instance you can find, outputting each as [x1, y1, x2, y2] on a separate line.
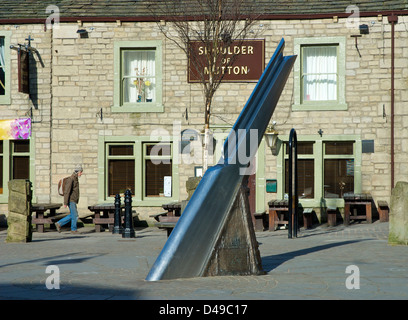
[122, 189, 135, 238]
[288, 128, 298, 239]
[112, 194, 123, 234]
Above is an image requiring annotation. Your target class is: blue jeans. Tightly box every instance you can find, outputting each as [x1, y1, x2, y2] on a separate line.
[57, 202, 78, 231]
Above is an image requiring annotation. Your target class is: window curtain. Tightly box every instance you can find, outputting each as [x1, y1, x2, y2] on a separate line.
[302, 46, 337, 101]
[123, 50, 155, 103]
[0, 37, 5, 92]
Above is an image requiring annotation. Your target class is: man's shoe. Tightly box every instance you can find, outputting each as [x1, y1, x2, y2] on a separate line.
[71, 230, 79, 234]
[55, 223, 61, 233]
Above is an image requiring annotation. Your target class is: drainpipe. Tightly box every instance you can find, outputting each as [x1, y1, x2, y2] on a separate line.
[388, 13, 398, 190]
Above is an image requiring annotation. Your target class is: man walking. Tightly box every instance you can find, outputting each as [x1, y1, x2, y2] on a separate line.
[55, 165, 83, 234]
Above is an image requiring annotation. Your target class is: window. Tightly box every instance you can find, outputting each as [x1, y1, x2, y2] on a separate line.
[302, 46, 337, 102]
[11, 140, 30, 180]
[324, 142, 354, 198]
[122, 50, 156, 104]
[113, 41, 163, 113]
[0, 31, 11, 104]
[277, 136, 361, 208]
[107, 144, 135, 196]
[293, 37, 347, 111]
[0, 37, 5, 96]
[284, 142, 315, 199]
[99, 137, 179, 205]
[144, 143, 172, 197]
[0, 138, 35, 202]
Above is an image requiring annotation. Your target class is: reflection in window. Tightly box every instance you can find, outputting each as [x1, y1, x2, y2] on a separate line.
[285, 159, 314, 199]
[324, 159, 354, 198]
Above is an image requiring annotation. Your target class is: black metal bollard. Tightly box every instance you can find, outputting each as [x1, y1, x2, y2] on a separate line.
[112, 194, 123, 234]
[288, 128, 298, 239]
[122, 189, 135, 238]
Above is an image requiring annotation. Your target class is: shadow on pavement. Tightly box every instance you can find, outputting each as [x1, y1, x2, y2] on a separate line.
[262, 239, 366, 272]
[0, 283, 140, 300]
[0, 252, 106, 269]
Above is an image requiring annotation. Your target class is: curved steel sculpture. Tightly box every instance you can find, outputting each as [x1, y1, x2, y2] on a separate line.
[146, 38, 296, 281]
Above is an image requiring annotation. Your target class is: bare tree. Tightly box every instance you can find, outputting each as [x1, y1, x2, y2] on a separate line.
[148, 0, 262, 170]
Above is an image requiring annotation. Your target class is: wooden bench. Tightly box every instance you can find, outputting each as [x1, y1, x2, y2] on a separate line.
[31, 203, 63, 232]
[149, 212, 168, 222]
[377, 200, 389, 222]
[252, 211, 267, 231]
[302, 208, 313, 229]
[344, 193, 373, 225]
[268, 200, 289, 231]
[88, 203, 131, 232]
[155, 222, 177, 237]
[327, 206, 337, 227]
[162, 202, 181, 217]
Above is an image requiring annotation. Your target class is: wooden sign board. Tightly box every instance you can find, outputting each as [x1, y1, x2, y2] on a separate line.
[188, 39, 265, 83]
[18, 49, 29, 94]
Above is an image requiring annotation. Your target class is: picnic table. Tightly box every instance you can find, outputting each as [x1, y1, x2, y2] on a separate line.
[88, 203, 124, 232]
[150, 201, 182, 223]
[268, 200, 306, 231]
[268, 200, 289, 231]
[343, 193, 373, 225]
[31, 203, 64, 232]
[149, 202, 182, 235]
[162, 202, 181, 217]
[155, 222, 177, 237]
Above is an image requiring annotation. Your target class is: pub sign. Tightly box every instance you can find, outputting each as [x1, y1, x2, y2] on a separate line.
[188, 39, 265, 83]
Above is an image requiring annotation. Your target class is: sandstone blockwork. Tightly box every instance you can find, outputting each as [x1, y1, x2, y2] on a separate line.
[6, 180, 33, 243]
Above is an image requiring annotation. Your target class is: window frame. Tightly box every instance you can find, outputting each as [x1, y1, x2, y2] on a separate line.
[0, 31, 12, 105]
[292, 37, 347, 111]
[113, 40, 163, 113]
[277, 135, 361, 209]
[98, 136, 179, 206]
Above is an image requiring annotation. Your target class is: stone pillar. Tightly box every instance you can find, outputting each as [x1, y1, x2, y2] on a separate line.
[389, 181, 408, 245]
[6, 179, 33, 243]
[186, 177, 201, 200]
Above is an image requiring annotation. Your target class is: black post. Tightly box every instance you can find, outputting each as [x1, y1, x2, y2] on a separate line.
[288, 128, 298, 239]
[122, 189, 135, 238]
[112, 194, 123, 234]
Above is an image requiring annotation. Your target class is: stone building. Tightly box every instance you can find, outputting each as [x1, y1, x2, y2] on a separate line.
[0, 1, 407, 224]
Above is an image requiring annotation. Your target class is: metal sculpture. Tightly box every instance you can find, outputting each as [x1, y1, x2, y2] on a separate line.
[146, 38, 296, 281]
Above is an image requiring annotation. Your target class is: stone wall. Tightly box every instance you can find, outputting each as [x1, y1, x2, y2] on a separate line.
[0, 15, 407, 221]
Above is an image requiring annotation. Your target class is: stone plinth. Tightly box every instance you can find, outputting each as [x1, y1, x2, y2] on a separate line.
[203, 182, 264, 277]
[389, 181, 408, 245]
[6, 180, 33, 243]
